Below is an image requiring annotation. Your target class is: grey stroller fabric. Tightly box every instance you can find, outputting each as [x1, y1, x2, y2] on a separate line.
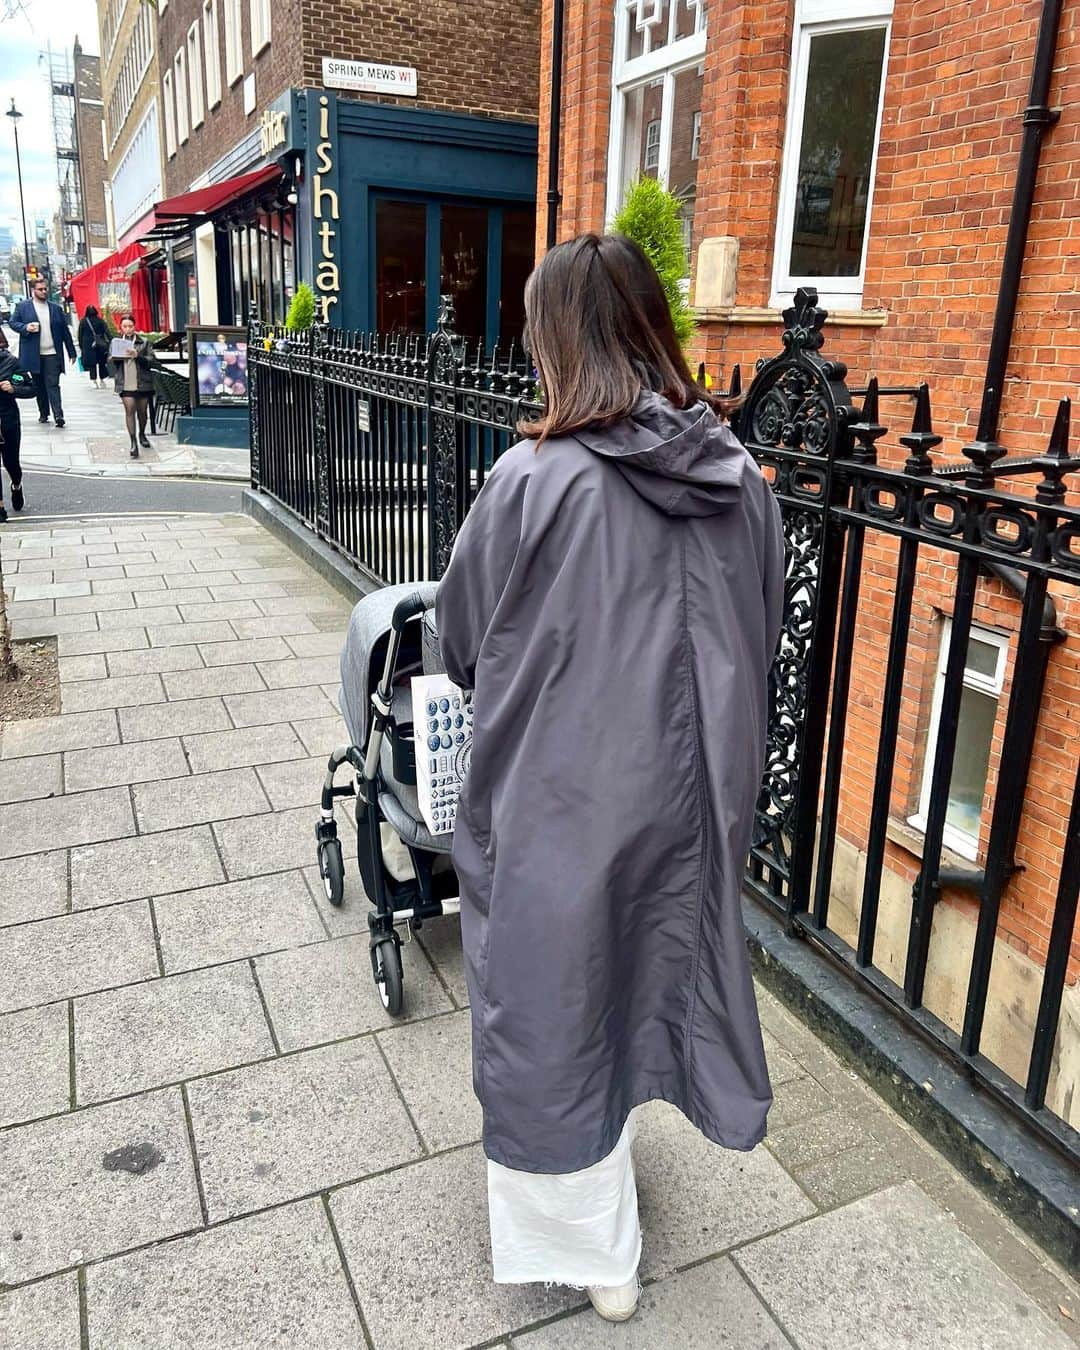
[339, 580, 451, 853]
[338, 581, 439, 747]
[436, 393, 786, 1175]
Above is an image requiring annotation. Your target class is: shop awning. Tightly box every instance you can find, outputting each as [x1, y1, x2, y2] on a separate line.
[67, 242, 155, 331]
[141, 166, 284, 242]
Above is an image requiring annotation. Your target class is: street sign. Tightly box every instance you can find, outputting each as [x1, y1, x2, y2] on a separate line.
[322, 58, 417, 97]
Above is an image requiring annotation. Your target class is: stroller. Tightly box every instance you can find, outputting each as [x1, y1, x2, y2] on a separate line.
[317, 583, 461, 1015]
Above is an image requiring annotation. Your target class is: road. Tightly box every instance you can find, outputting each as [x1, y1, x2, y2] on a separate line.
[11, 468, 246, 522]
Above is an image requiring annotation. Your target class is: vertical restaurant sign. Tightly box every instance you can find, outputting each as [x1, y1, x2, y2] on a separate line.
[313, 94, 340, 322]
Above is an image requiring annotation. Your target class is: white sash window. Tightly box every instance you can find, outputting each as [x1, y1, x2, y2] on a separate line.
[772, 0, 892, 310]
[606, 0, 708, 257]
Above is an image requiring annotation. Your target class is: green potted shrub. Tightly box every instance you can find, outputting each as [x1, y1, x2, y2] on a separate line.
[612, 176, 695, 348]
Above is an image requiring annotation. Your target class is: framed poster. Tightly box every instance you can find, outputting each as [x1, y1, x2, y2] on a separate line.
[188, 326, 249, 408]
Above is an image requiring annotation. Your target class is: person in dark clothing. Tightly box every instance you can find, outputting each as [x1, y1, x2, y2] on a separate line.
[109, 314, 158, 458]
[9, 277, 77, 426]
[77, 305, 110, 388]
[0, 331, 37, 522]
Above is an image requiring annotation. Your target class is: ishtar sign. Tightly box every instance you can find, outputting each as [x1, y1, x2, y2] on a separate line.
[313, 96, 340, 322]
[322, 57, 417, 96]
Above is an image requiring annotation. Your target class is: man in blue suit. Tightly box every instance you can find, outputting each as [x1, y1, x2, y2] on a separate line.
[10, 277, 77, 427]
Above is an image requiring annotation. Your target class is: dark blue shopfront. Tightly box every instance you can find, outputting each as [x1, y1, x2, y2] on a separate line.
[284, 90, 538, 342]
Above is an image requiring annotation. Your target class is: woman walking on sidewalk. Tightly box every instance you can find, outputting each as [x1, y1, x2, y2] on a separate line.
[77, 305, 110, 389]
[436, 235, 786, 1321]
[109, 314, 157, 459]
[0, 331, 37, 522]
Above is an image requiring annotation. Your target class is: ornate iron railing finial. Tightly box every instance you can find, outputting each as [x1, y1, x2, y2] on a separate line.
[899, 383, 941, 474]
[436, 294, 456, 332]
[781, 287, 827, 354]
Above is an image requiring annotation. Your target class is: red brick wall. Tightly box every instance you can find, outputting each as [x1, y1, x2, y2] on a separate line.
[545, 0, 1080, 997]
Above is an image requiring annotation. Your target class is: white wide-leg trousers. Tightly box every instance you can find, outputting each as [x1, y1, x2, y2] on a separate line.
[487, 1118, 642, 1287]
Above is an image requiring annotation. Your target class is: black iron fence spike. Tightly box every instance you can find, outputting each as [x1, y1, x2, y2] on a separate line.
[730, 364, 742, 398]
[1047, 395, 1071, 460]
[863, 375, 880, 423]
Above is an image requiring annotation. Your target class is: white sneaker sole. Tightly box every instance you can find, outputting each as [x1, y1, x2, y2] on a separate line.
[587, 1286, 640, 1322]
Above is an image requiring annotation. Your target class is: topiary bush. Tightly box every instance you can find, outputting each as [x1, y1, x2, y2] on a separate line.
[611, 176, 695, 348]
[285, 282, 317, 332]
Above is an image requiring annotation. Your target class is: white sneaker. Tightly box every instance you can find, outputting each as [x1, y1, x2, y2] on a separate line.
[587, 1275, 640, 1322]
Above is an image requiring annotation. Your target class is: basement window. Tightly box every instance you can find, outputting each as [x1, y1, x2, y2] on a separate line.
[909, 622, 1008, 862]
[772, 0, 892, 311]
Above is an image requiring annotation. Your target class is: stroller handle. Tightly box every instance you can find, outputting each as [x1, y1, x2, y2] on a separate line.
[391, 591, 433, 633]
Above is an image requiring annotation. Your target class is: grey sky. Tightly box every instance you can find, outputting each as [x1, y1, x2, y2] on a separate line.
[0, 0, 102, 243]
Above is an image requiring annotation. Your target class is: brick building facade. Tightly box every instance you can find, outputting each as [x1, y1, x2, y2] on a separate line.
[98, 0, 167, 252]
[149, 0, 540, 338]
[72, 43, 112, 266]
[544, 0, 1079, 1124]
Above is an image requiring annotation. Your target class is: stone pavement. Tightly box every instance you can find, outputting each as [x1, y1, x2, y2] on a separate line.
[0, 511, 1077, 1350]
[3, 324, 248, 481]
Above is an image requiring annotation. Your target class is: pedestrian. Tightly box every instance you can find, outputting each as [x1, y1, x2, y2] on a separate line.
[435, 234, 785, 1322]
[9, 277, 77, 427]
[109, 314, 157, 459]
[0, 330, 37, 522]
[77, 304, 111, 388]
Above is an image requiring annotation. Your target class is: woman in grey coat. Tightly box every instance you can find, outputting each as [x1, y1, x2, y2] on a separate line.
[436, 234, 785, 1321]
[109, 313, 157, 459]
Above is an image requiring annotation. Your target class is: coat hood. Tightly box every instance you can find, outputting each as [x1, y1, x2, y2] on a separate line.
[573, 391, 746, 517]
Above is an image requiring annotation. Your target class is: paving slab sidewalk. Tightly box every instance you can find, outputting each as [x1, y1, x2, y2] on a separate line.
[4, 325, 248, 481]
[0, 511, 1077, 1349]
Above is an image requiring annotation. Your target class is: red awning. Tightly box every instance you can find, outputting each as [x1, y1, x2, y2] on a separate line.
[154, 165, 282, 220]
[67, 242, 155, 331]
[139, 165, 284, 244]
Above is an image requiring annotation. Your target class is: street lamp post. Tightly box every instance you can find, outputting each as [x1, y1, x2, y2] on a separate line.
[6, 99, 32, 297]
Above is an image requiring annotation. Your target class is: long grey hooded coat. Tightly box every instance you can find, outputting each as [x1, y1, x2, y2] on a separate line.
[435, 392, 786, 1175]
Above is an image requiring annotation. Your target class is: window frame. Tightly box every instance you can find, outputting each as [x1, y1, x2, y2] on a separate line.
[187, 22, 206, 129]
[643, 118, 662, 171]
[162, 70, 177, 159]
[604, 0, 708, 226]
[909, 621, 1009, 862]
[224, 0, 244, 87]
[204, 0, 223, 109]
[771, 0, 892, 311]
[690, 109, 701, 161]
[174, 48, 190, 145]
[250, 0, 271, 57]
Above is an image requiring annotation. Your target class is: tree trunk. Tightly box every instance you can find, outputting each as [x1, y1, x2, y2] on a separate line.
[0, 533, 17, 683]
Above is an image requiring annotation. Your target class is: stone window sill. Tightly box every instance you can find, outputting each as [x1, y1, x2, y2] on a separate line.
[692, 304, 889, 328]
[885, 816, 981, 875]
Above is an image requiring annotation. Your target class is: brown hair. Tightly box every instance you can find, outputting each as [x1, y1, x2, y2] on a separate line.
[519, 233, 732, 444]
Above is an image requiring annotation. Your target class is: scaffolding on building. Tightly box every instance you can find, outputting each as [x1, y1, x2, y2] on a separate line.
[44, 44, 86, 271]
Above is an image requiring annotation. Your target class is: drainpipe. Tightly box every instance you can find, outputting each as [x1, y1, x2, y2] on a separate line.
[546, 0, 566, 250]
[974, 0, 1063, 448]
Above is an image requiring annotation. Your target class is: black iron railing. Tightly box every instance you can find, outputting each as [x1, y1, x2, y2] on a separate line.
[249, 291, 1080, 1163]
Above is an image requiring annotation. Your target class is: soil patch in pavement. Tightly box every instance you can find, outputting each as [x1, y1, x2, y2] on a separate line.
[0, 637, 61, 723]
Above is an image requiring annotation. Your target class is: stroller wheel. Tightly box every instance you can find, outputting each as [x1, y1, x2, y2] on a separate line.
[374, 937, 404, 1016]
[318, 838, 345, 908]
